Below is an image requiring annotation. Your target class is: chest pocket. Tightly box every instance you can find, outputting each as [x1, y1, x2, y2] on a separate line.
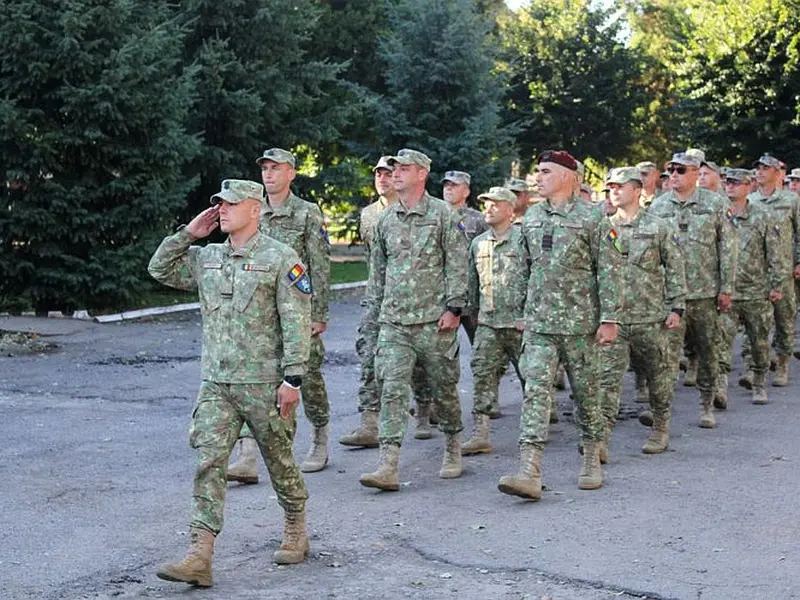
[629, 234, 660, 271]
[265, 218, 305, 255]
[233, 268, 273, 313]
[414, 219, 441, 258]
[200, 264, 226, 312]
[772, 205, 792, 225]
[687, 209, 716, 246]
[738, 224, 758, 249]
[524, 221, 544, 261]
[558, 222, 591, 270]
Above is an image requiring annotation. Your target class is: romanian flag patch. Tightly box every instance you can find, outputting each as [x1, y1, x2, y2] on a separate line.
[287, 264, 312, 294]
[606, 229, 626, 255]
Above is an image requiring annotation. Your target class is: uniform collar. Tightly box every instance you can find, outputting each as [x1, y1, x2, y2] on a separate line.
[395, 192, 431, 216]
[226, 231, 262, 258]
[543, 195, 579, 217]
[263, 192, 298, 217]
[610, 208, 644, 227]
[668, 189, 699, 206]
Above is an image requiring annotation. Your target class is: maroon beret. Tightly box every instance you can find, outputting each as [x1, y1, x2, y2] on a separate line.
[536, 150, 578, 172]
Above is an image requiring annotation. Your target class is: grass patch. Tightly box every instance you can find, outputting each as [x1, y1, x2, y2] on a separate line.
[331, 261, 368, 284]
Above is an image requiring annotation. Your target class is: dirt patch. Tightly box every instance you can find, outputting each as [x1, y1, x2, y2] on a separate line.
[0, 331, 59, 356]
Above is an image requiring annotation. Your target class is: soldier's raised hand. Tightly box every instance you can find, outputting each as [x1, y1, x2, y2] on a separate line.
[186, 206, 220, 239]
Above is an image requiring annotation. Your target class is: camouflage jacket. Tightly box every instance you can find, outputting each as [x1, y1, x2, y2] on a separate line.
[360, 195, 393, 268]
[606, 210, 686, 324]
[728, 200, 790, 300]
[367, 192, 469, 326]
[468, 223, 527, 328]
[648, 188, 738, 300]
[148, 230, 311, 383]
[520, 197, 623, 334]
[455, 205, 488, 244]
[749, 188, 800, 272]
[261, 192, 330, 322]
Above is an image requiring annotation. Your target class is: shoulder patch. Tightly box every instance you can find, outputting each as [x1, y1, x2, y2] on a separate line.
[672, 233, 681, 245]
[319, 220, 330, 243]
[287, 264, 313, 295]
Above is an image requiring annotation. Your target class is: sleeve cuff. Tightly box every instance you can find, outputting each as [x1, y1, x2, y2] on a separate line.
[283, 364, 306, 377]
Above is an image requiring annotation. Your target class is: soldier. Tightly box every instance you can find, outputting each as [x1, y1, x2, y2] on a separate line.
[506, 177, 532, 222]
[461, 187, 527, 455]
[717, 169, 788, 406]
[151, 180, 312, 586]
[746, 154, 800, 387]
[340, 156, 397, 448]
[597, 168, 686, 458]
[359, 149, 468, 491]
[636, 161, 659, 208]
[579, 183, 594, 203]
[699, 161, 725, 195]
[787, 168, 800, 195]
[648, 152, 737, 429]
[497, 150, 621, 501]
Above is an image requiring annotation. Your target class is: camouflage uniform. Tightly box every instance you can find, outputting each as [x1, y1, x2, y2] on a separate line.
[648, 187, 737, 396]
[597, 209, 686, 427]
[518, 196, 622, 446]
[468, 223, 527, 416]
[367, 192, 468, 445]
[717, 200, 788, 380]
[148, 227, 311, 534]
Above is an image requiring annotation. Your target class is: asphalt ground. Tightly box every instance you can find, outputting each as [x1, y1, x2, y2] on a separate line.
[1, 299, 799, 600]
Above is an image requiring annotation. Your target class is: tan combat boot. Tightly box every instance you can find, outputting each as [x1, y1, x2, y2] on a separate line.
[553, 364, 566, 390]
[635, 373, 649, 403]
[699, 392, 716, 429]
[598, 422, 613, 465]
[549, 398, 559, 424]
[156, 527, 215, 587]
[359, 443, 400, 491]
[772, 354, 790, 387]
[578, 440, 603, 490]
[300, 425, 329, 473]
[752, 371, 768, 405]
[273, 510, 310, 565]
[714, 373, 728, 410]
[642, 413, 670, 454]
[738, 369, 754, 389]
[227, 437, 259, 484]
[498, 443, 543, 500]
[488, 404, 503, 420]
[638, 409, 654, 427]
[339, 411, 379, 448]
[439, 434, 462, 479]
[414, 403, 433, 440]
[461, 413, 494, 455]
[683, 357, 698, 386]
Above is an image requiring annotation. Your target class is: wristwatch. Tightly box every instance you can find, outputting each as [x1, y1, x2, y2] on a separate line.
[283, 376, 302, 389]
[446, 306, 462, 317]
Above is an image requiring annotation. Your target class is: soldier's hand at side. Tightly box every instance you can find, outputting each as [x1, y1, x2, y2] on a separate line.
[438, 311, 460, 333]
[185, 206, 220, 239]
[793, 265, 800, 279]
[277, 383, 300, 420]
[311, 322, 327, 336]
[717, 293, 732, 313]
[515, 320, 525, 332]
[770, 289, 783, 303]
[664, 313, 681, 329]
[595, 323, 618, 345]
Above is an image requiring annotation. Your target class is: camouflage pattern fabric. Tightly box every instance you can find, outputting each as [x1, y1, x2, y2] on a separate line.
[360, 196, 392, 268]
[148, 229, 311, 382]
[189, 381, 308, 534]
[665, 298, 719, 394]
[455, 205, 488, 246]
[375, 322, 463, 445]
[718, 300, 772, 376]
[471, 325, 523, 415]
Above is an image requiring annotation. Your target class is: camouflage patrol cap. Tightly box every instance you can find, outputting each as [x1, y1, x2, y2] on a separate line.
[606, 166, 643, 185]
[702, 161, 722, 174]
[724, 168, 752, 183]
[636, 161, 658, 172]
[387, 148, 432, 170]
[580, 183, 594, 195]
[373, 155, 394, 172]
[668, 152, 701, 168]
[754, 154, 781, 169]
[788, 168, 800, 180]
[478, 186, 516, 204]
[256, 148, 296, 168]
[686, 148, 706, 164]
[211, 179, 265, 205]
[504, 178, 529, 192]
[441, 170, 471, 185]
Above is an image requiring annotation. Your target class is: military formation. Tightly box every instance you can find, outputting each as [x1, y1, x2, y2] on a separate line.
[147, 145, 800, 588]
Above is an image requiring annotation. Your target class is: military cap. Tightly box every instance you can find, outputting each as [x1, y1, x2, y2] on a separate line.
[504, 178, 529, 192]
[478, 186, 516, 204]
[606, 166, 643, 185]
[537, 149, 578, 171]
[387, 148, 432, 170]
[788, 168, 800, 180]
[372, 156, 394, 172]
[256, 148, 296, 168]
[668, 152, 701, 168]
[580, 183, 594, 195]
[754, 154, 781, 169]
[441, 170, 471, 185]
[659, 171, 669, 179]
[703, 161, 722, 174]
[636, 161, 658, 172]
[210, 179, 264, 205]
[724, 168, 752, 183]
[686, 148, 706, 164]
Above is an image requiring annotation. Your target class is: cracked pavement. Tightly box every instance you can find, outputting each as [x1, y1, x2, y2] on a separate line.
[1, 299, 799, 600]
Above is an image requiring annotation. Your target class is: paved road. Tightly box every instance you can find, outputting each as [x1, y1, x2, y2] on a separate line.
[1, 299, 799, 600]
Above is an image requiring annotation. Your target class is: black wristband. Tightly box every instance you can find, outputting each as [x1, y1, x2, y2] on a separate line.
[446, 306, 462, 317]
[671, 308, 684, 317]
[283, 376, 302, 388]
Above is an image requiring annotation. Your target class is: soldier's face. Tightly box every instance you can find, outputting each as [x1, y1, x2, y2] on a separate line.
[218, 199, 259, 233]
[535, 163, 571, 197]
[392, 164, 426, 192]
[724, 179, 749, 202]
[513, 191, 530, 214]
[698, 166, 721, 191]
[666, 164, 698, 193]
[443, 181, 470, 206]
[260, 161, 296, 196]
[789, 179, 800, 194]
[374, 168, 394, 196]
[483, 200, 513, 226]
[640, 169, 657, 189]
[608, 182, 639, 209]
[756, 164, 778, 187]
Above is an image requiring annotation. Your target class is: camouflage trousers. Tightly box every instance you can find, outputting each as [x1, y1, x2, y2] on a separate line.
[519, 332, 604, 446]
[241, 334, 329, 438]
[665, 298, 718, 394]
[470, 325, 523, 415]
[375, 322, 463, 445]
[598, 322, 671, 425]
[189, 381, 308, 534]
[717, 298, 772, 376]
[740, 281, 795, 361]
[415, 316, 476, 407]
[355, 318, 380, 413]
